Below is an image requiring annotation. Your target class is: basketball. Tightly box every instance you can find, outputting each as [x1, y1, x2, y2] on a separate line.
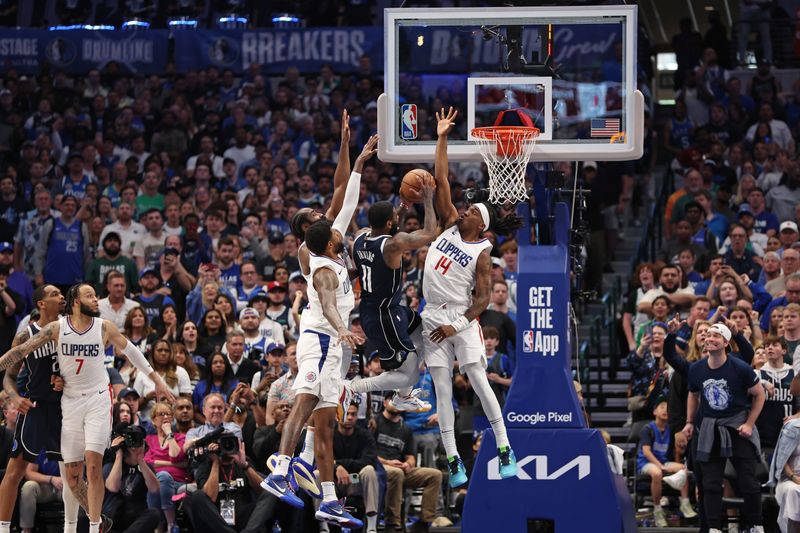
[399, 168, 434, 204]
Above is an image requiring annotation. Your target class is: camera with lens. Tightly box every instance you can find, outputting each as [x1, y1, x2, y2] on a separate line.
[463, 187, 490, 205]
[110, 424, 145, 452]
[187, 427, 239, 461]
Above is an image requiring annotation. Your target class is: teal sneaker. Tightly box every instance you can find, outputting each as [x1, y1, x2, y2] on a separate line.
[498, 446, 517, 479]
[447, 456, 468, 488]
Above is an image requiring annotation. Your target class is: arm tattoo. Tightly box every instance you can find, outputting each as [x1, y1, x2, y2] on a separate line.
[0, 322, 56, 372]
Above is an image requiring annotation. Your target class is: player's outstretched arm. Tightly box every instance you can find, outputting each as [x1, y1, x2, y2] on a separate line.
[3, 330, 32, 412]
[434, 107, 460, 229]
[0, 321, 59, 372]
[332, 134, 378, 236]
[313, 267, 364, 350]
[430, 249, 491, 343]
[326, 109, 352, 221]
[385, 174, 438, 262]
[103, 319, 176, 403]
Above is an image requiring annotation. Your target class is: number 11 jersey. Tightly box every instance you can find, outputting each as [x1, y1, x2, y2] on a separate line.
[423, 225, 492, 308]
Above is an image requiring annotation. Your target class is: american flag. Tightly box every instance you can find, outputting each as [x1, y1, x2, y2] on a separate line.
[590, 118, 620, 137]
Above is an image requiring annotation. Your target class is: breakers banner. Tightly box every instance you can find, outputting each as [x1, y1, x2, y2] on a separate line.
[173, 28, 383, 74]
[0, 30, 168, 74]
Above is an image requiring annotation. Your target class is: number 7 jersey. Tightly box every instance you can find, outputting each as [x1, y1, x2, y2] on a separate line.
[56, 316, 109, 394]
[423, 225, 492, 308]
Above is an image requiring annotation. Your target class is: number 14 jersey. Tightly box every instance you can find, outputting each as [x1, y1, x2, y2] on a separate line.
[423, 225, 492, 308]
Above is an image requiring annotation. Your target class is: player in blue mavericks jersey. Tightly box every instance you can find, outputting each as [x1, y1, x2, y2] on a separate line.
[0, 285, 111, 533]
[349, 174, 438, 412]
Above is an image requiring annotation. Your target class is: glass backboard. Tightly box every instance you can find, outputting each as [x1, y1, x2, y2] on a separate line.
[378, 5, 644, 162]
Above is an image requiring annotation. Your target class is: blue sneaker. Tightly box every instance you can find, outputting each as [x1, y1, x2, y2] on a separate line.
[260, 473, 305, 509]
[498, 446, 517, 479]
[315, 499, 364, 528]
[447, 456, 468, 488]
[290, 457, 322, 499]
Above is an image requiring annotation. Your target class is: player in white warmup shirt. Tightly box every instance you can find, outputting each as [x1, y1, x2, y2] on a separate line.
[262, 218, 365, 528]
[425, 107, 521, 488]
[0, 283, 175, 533]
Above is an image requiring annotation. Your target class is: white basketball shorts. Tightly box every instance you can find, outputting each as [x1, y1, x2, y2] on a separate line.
[294, 329, 343, 409]
[421, 306, 487, 372]
[60, 387, 112, 462]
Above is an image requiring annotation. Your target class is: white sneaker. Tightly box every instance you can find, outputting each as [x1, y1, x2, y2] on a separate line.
[659, 496, 669, 507]
[653, 507, 667, 528]
[708, 530, 723, 533]
[390, 388, 432, 412]
[679, 499, 697, 518]
[663, 469, 687, 490]
[728, 525, 740, 533]
[749, 527, 765, 533]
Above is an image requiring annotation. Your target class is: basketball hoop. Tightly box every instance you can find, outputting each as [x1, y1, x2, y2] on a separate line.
[471, 125, 539, 205]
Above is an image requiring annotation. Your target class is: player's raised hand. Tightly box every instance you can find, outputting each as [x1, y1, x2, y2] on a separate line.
[337, 327, 364, 350]
[666, 313, 685, 334]
[430, 324, 457, 343]
[354, 134, 379, 172]
[436, 107, 458, 137]
[341, 109, 350, 144]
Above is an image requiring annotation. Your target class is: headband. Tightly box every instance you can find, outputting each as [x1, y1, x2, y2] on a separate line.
[475, 203, 491, 230]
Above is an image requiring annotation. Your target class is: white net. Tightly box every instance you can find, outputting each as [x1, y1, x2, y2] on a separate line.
[472, 127, 539, 205]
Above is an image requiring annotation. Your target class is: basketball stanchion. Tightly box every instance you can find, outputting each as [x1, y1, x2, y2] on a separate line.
[461, 129, 637, 533]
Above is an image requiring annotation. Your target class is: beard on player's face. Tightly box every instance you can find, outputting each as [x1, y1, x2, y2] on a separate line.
[80, 302, 101, 318]
[333, 239, 344, 254]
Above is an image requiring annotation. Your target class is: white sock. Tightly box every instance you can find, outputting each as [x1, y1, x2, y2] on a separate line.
[489, 416, 510, 449]
[63, 522, 77, 533]
[299, 427, 315, 464]
[274, 454, 291, 477]
[366, 514, 378, 531]
[0, 521, 11, 533]
[441, 428, 458, 459]
[680, 496, 690, 504]
[321, 481, 337, 503]
[89, 522, 100, 533]
[653, 504, 662, 511]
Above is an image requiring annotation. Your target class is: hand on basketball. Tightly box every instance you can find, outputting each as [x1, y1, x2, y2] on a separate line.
[338, 327, 364, 350]
[430, 325, 456, 343]
[11, 394, 33, 415]
[419, 174, 436, 202]
[436, 107, 458, 137]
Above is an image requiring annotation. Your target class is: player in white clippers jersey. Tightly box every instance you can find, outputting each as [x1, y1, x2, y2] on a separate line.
[425, 107, 522, 489]
[262, 219, 365, 528]
[277, 126, 376, 499]
[0, 283, 176, 533]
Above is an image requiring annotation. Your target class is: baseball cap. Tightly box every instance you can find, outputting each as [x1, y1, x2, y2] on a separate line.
[67, 151, 84, 162]
[707, 323, 731, 342]
[0, 242, 12, 253]
[583, 161, 597, 170]
[102, 231, 121, 244]
[366, 349, 380, 362]
[266, 342, 285, 354]
[781, 221, 799, 233]
[119, 387, 140, 399]
[139, 266, 161, 280]
[248, 293, 269, 304]
[737, 203, 754, 217]
[491, 257, 503, 268]
[268, 232, 285, 244]
[239, 307, 259, 321]
[0, 89, 10, 97]
[288, 270, 304, 283]
[266, 281, 286, 292]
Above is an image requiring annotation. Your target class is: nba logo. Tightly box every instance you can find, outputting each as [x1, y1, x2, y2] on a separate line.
[523, 330, 534, 353]
[401, 104, 417, 140]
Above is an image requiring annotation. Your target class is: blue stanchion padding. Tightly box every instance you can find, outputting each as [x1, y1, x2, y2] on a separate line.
[463, 429, 635, 532]
[461, 201, 635, 532]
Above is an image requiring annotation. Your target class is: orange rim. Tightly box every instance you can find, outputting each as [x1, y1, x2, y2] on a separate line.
[471, 126, 540, 156]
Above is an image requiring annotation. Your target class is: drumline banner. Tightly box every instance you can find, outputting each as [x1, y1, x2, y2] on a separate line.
[0, 30, 169, 74]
